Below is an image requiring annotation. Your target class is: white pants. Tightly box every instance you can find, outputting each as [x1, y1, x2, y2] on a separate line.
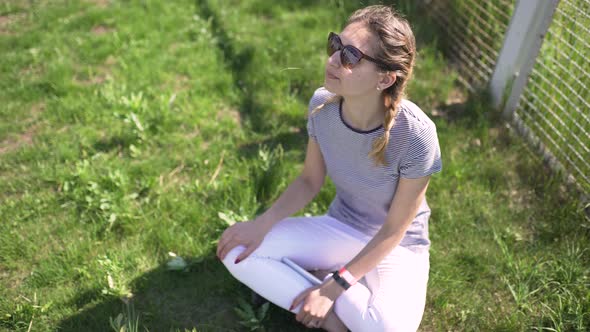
[221, 215, 430, 332]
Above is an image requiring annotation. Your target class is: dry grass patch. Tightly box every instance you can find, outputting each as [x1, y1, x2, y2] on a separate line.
[73, 73, 108, 86]
[91, 24, 114, 35]
[0, 102, 45, 155]
[85, 0, 111, 8]
[0, 12, 26, 35]
[216, 107, 241, 127]
[72, 57, 116, 86]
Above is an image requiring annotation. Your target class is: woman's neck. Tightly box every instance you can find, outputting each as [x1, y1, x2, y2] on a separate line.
[341, 93, 386, 131]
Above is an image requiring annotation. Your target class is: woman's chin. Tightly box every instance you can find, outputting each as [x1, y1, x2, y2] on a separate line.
[323, 80, 339, 94]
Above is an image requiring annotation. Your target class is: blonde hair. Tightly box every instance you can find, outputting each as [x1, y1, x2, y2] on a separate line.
[311, 5, 416, 167]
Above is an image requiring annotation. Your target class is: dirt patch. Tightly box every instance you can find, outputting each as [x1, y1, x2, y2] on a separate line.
[175, 74, 191, 92]
[431, 88, 468, 120]
[446, 87, 468, 105]
[0, 124, 40, 155]
[85, 0, 110, 8]
[29, 102, 45, 120]
[216, 107, 241, 126]
[168, 42, 181, 53]
[104, 55, 117, 66]
[19, 65, 43, 78]
[73, 73, 107, 86]
[184, 125, 200, 140]
[91, 25, 114, 35]
[0, 102, 45, 155]
[0, 12, 26, 35]
[72, 57, 114, 86]
[0, 265, 29, 291]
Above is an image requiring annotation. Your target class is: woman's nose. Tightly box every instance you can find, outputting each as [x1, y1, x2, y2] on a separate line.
[327, 51, 341, 67]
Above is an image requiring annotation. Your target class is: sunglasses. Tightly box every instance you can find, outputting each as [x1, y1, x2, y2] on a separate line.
[327, 32, 392, 70]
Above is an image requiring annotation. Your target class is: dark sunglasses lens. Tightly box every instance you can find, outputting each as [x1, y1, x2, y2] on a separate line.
[341, 46, 362, 68]
[327, 34, 340, 56]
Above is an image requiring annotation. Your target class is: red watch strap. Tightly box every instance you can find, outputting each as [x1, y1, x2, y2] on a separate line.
[338, 267, 357, 286]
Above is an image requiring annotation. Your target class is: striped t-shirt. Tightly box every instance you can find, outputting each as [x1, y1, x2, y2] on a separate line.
[306, 87, 442, 253]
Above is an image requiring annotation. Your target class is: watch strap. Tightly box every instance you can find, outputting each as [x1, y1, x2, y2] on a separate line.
[331, 270, 352, 290]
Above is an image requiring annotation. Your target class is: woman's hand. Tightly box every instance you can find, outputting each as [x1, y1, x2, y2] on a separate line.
[290, 278, 345, 329]
[216, 219, 271, 263]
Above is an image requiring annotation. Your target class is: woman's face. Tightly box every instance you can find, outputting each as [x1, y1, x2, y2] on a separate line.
[323, 22, 384, 98]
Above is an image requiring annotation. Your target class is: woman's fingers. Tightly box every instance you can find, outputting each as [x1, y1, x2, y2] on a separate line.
[218, 239, 239, 261]
[234, 243, 257, 263]
[216, 229, 231, 258]
[291, 288, 310, 313]
[217, 226, 239, 259]
[217, 220, 264, 262]
[216, 237, 227, 259]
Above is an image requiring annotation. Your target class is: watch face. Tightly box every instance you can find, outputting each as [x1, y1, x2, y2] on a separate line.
[333, 271, 351, 290]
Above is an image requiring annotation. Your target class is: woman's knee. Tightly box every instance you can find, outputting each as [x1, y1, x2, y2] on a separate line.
[365, 303, 424, 332]
[335, 296, 423, 332]
[221, 245, 247, 270]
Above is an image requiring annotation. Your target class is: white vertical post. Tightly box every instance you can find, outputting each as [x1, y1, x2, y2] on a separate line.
[489, 0, 559, 116]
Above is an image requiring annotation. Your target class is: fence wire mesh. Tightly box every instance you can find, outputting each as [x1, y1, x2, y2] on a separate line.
[425, 0, 589, 195]
[514, 0, 590, 194]
[425, 0, 515, 90]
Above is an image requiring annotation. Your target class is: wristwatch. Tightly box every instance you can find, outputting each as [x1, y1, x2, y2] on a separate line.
[331, 270, 351, 290]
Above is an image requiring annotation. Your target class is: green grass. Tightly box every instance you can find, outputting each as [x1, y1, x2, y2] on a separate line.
[0, 0, 589, 331]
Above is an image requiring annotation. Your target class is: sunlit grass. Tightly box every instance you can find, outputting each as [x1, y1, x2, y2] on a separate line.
[0, 1, 588, 331]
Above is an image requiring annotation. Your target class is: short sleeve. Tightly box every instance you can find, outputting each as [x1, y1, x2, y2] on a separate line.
[307, 115, 317, 140]
[306, 87, 332, 141]
[399, 124, 442, 179]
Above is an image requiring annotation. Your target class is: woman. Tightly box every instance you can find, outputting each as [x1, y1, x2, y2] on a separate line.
[217, 5, 441, 332]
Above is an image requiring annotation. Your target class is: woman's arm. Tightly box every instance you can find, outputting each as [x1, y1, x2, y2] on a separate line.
[318, 175, 431, 299]
[344, 175, 431, 279]
[218, 136, 326, 262]
[253, 175, 321, 230]
[254, 137, 327, 230]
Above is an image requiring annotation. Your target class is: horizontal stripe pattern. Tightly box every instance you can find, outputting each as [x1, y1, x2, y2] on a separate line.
[306, 87, 442, 253]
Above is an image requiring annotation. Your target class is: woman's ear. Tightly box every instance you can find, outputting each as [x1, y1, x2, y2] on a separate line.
[377, 71, 396, 90]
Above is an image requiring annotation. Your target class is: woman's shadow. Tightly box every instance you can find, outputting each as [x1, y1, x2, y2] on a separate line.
[56, 254, 309, 331]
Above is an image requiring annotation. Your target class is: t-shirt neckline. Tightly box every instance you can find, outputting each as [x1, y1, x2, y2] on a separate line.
[338, 98, 383, 134]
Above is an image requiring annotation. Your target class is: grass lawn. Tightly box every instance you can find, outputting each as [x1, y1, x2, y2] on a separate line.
[1, 0, 588, 331]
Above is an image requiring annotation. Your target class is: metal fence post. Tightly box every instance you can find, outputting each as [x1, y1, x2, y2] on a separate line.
[489, 0, 560, 116]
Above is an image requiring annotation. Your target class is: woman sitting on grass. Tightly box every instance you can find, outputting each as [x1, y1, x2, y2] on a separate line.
[217, 5, 441, 331]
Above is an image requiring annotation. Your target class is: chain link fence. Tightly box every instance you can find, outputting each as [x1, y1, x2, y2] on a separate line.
[513, 0, 590, 194]
[425, 0, 589, 196]
[425, 0, 515, 90]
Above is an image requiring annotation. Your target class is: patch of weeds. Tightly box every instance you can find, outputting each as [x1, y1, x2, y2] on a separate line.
[109, 299, 142, 332]
[218, 209, 250, 227]
[97, 255, 132, 299]
[250, 144, 286, 211]
[0, 293, 52, 331]
[59, 158, 152, 234]
[234, 297, 270, 332]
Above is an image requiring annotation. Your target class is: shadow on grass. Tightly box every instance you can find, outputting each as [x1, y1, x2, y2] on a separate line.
[56, 254, 309, 331]
[236, 128, 306, 158]
[57, 256, 238, 331]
